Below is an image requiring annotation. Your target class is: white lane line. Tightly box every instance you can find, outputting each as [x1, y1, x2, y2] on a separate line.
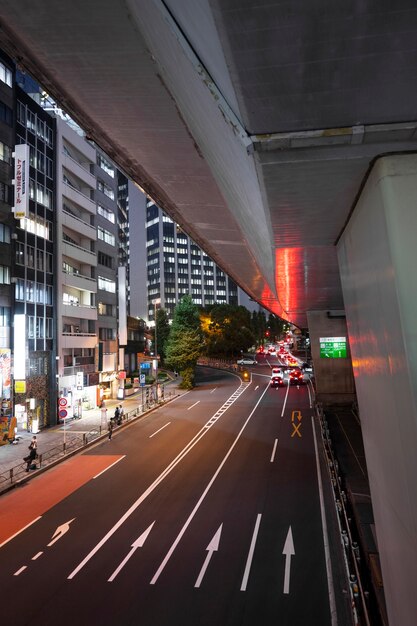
[150, 385, 270, 585]
[240, 514, 262, 591]
[270, 438, 278, 462]
[68, 383, 249, 579]
[14, 566, 27, 576]
[210, 388, 217, 394]
[281, 382, 291, 417]
[93, 456, 126, 479]
[255, 385, 259, 390]
[307, 382, 313, 407]
[149, 422, 171, 438]
[0, 516, 42, 549]
[187, 401, 200, 411]
[311, 415, 337, 626]
[32, 551, 43, 560]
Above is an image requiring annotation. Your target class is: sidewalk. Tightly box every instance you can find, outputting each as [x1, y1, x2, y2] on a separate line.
[0, 378, 183, 491]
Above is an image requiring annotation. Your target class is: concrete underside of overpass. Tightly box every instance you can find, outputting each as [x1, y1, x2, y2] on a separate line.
[1, 3, 417, 625]
[2, 1, 417, 328]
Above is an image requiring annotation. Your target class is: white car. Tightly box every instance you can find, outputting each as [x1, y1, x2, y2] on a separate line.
[237, 357, 257, 366]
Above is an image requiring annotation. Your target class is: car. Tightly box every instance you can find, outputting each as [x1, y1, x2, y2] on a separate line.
[237, 357, 257, 366]
[289, 368, 304, 385]
[270, 374, 285, 387]
[271, 367, 281, 374]
[301, 362, 313, 373]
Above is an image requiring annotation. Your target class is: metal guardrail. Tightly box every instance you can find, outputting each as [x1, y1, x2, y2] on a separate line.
[316, 402, 372, 626]
[0, 390, 177, 495]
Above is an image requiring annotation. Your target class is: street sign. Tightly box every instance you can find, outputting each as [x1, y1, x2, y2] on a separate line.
[59, 409, 68, 419]
[140, 362, 151, 369]
[58, 397, 68, 407]
[319, 336, 347, 358]
[140, 374, 146, 386]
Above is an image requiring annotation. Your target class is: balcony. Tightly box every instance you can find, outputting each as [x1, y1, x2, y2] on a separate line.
[62, 240, 97, 266]
[61, 332, 97, 349]
[63, 363, 96, 377]
[62, 209, 96, 240]
[62, 302, 98, 321]
[62, 269, 97, 294]
[62, 152, 96, 188]
[62, 181, 96, 214]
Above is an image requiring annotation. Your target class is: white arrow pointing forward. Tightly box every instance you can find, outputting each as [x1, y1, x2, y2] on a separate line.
[108, 522, 155, 582]
[47, 518, 76, 547]
[194, 524, 223, 588]
[282, 526, 295, 594]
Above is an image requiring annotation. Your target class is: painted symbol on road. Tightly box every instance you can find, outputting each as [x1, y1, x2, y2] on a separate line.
[291, 410, 302, 438]
[47, 518, 76, 547]
[282, 526, 295, 594]
[194, 524, 222, 588]
[108, 522, 155, 582]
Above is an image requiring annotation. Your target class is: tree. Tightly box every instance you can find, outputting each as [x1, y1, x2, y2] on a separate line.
[165, 296, 203, 388]
[202, 304, 255, 357]
[154, 307, 170, 363]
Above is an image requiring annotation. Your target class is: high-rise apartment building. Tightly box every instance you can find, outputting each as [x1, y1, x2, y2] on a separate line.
[129, 197, 254, 325]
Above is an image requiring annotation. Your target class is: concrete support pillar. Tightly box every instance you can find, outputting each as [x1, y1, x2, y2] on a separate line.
[337, 154, 417, 626]
[307, 310, 355, 404]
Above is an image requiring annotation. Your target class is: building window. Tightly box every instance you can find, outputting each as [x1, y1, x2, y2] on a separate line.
[0, 265, 10, 284]
[0, 141, 12, 164]
[0, 224, 10, 243]
[0, 61, 12, 87]
[0, 181, 11, 203]
[97, 179, 114, 200]
[0, 102, 12, 126]
[99, 327, 116, 340]
[98, 251, 113, 268]
[97, 226, 115, 246]
[98, 276, 116, 293]
[19, 214, 51, 240]
[97, 154, 115, 178]
[97, 204, 115, 223]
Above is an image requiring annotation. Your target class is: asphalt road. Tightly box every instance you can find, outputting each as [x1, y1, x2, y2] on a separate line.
[0, 366, 346, 626]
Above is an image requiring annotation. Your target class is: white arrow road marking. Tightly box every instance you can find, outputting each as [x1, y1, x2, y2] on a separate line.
[69, 382, 250, 580]
[47, 518, 76, 547]
[241, 514, 262, 591]
[282, 526, 295, 594]
[187, 401, 200, 411]
[194, 525, 222, 588]
[108, 522, 155, 582]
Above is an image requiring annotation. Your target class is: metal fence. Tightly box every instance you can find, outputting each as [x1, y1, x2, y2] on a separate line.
[0, 389, 177, 495]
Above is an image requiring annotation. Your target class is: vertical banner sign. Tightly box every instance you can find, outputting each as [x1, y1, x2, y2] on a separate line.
[13, 144, 30, 219]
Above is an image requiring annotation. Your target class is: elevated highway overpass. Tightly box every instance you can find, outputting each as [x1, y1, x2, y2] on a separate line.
[1, 2, 417, 625]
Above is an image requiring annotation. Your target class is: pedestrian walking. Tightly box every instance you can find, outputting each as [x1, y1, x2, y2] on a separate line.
[114, 405, 120, 424]
[119, 404, 124, 423]
[24, 438, 38, 471]
[108, 420, 114, 440]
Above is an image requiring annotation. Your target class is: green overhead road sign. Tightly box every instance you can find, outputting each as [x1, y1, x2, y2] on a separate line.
[320, 337, 347, 358]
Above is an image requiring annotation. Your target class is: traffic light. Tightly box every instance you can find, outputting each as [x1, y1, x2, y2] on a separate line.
[265, 330, 270, 338]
